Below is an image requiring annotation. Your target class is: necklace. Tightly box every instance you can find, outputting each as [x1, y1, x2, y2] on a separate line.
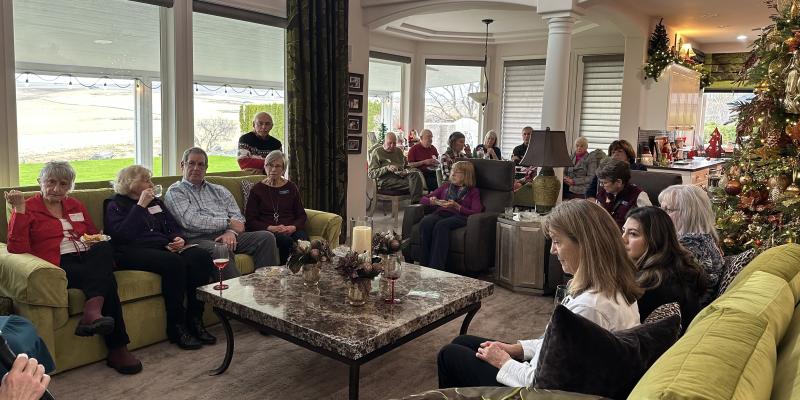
[265, 184, 280, 224]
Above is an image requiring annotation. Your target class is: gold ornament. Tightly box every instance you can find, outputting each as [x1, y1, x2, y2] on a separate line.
[769, 175, 791, 189]
[786, 183, 800, 198]
[785, 52, 800, 114]
[723, 237, 736, 247]
[739, 175, 754, 185]
[725, 180, 743, 196]
[730, 214, 744, 224]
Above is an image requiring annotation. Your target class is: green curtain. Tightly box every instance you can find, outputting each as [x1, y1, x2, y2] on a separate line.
[286, 0, 349, 224]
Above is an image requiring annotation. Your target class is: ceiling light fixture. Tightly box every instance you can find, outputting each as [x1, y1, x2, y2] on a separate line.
[468, 18, 493, 108]
[737, 35, 747, 41]
[93, 39, 113, 45]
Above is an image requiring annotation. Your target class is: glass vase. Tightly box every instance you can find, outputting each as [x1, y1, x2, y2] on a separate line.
[347, 280, 370, 306]
[301, 264, 321, 287]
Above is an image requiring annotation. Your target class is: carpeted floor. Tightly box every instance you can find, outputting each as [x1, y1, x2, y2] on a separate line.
[49, 286, 554, 400]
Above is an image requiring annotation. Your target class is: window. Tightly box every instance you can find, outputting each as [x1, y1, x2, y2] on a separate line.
[13, 0, 162, 185]
[424, 61, 483, 154]
[702, 91, 755, 145]
[192, 12, 285, 173]
[575, 55, 624, 152]
[368, 58, 404, 147]
[500, 60, 545, 158]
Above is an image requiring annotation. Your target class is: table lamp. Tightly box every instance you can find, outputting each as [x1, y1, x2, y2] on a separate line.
[519, 128, 573, 214]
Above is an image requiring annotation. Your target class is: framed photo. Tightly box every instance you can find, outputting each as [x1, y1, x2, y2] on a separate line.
[348, 72, 364, 92]
[347, 115, 362, 134]
[346, 136, 363, 154]
[348, 94, 363, 113]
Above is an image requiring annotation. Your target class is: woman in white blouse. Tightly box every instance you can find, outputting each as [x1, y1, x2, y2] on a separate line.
[437, 200, 642, 388]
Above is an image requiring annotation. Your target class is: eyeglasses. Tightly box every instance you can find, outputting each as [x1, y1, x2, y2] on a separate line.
[185, 161, 207, 169]
[661, 206, 679, 213]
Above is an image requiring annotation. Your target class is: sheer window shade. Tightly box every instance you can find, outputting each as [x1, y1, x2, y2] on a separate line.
[577, 55, 624, 152]
[500, 60, 545, 158]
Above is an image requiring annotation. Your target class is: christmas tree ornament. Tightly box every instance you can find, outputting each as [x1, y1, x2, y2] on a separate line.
[786, 183, 800, 197]
[725, 179, 743, 195]
[739, 175, 754, 185]
[787, 123, 800, 141]
[723, 237, 736, 248]
[771, 186, 785, 201]
[785, 52, 800, 113]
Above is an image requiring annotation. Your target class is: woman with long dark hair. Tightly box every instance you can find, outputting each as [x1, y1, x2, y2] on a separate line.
[622, 206, 707, 330]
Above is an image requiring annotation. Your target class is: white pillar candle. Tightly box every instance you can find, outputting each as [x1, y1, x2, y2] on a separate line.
[351, 226, 372, 259]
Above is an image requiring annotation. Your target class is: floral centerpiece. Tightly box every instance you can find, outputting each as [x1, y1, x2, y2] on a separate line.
[287, 239, 333, 286]
[371, 230, 404, 256]
[335, 250, 383, 305]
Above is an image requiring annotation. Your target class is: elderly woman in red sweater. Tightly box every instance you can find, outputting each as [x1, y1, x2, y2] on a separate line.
[418, 161, 483, 270]
[245, 151, 309, 264]
[3, 161, 141, 374]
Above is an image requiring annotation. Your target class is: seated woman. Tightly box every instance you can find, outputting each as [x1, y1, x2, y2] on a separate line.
[658, 185, 724, 306]
[563, 136, 604, 199]
[440, 132, 472, 181]
[245, 150, 309, 264]
[585, 139, 646, 199]
[104, 165, 216, 350]
[4, 161, 142, 374]
[419, 161, 482, 270]
[437, 200, 641, 388]
[473, 130, 502, 160]
[623, 207, 707, 331]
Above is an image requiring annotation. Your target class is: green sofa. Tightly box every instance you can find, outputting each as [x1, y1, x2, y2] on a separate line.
[399, 244, 800, 400]
[0, 174, 342, 373]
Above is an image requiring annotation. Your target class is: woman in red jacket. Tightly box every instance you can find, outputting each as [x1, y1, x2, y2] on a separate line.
[4, 161, 142, 374]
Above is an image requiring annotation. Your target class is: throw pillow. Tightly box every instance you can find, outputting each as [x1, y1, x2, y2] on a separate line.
[644, 302, 681, 326]
[716, 248, 757, 296]
[241, 180, 256, 212]
[533, 305, 681, 400]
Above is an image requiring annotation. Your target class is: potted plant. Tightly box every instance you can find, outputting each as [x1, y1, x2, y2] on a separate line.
[334, 250, 383, 306]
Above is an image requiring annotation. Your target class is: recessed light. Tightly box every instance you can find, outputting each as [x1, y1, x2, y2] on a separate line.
[93, 39, 113, 45]
[701, 12, 719, 18]
[737, 35, 747, 41]
[717, 24, 730, 29]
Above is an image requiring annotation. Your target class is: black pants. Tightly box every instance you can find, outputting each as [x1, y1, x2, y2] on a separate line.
[419, 212, 467, 270]
[421, 170, 438, 191]
[437, 335, 500, 389]
[60, 241, 129, 349]
[113, 246, 214, 329]
[274, 230, 310, 265]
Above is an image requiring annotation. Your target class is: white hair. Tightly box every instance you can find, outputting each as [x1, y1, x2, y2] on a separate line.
[658, 184, 719, 242]
[38, 161, 76, 191]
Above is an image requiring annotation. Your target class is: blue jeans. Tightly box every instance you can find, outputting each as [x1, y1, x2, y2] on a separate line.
[419, 212, 467, 270]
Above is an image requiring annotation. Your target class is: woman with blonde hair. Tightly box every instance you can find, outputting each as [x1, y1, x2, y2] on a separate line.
[104, 165, 216, 350]
[437, 200, 641, 388]
[658, 184, 723, 306]
[473, 130, 502, 160]
[419, 161, 483, 270]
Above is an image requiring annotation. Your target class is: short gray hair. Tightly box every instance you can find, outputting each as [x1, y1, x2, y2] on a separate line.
[658, 184, 718, 242]
[385, 132, 397, 142]
[420, 129, 433, 139]
[182, 147, 208, 165]
[575, 136, 588, 147]
[38, 161, 76, 191]
[264, 150, 287, 168]
[253, 112, 272, 124]
[114, 165, 151, 196]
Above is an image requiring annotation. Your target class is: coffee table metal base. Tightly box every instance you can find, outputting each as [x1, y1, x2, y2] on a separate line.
[208, 303, 482, 400]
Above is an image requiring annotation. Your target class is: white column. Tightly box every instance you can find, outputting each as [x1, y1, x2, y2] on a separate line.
[409, 48, 426, 132]
[135, 78, 154, 171]
[347, 0, 369, 220]
[159, 0, 194, 176]
[618, 35, 648, 146]
[539, 14, 578, 131]
[0, 0, 19, 186]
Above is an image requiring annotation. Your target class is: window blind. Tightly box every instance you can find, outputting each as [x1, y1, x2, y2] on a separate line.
[577, 55, 624, 152]
[500, 60, 545, 158]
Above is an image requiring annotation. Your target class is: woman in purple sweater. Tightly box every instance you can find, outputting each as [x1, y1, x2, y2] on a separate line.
[245, 151, 309, 264]
[104, 165, 216, 350]
[419, 161, 483, 270]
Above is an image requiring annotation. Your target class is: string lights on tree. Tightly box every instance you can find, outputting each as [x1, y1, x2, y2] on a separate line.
[643, 18, 712, 88]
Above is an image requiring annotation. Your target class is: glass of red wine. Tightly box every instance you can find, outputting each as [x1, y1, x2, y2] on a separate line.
[213, 243, 230, 291]
[383, 254, 403, 304]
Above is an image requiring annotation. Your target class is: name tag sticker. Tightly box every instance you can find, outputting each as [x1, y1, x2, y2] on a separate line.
[148, 205, 163, 214]
[279, 190, 290, 195]
[68, 212, 85, 222]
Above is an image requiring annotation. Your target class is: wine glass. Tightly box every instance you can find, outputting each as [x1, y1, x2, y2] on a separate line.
[553, 284, 569, 307]
[384, 255, 403, 304]
[212, 243, 230, 291]
[153, 184, 163, 198]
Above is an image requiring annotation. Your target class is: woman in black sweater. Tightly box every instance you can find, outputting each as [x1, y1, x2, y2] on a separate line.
[622, 207, 707, 332]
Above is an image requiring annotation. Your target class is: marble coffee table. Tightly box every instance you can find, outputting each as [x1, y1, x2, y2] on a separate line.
[197, 263, 493, 400]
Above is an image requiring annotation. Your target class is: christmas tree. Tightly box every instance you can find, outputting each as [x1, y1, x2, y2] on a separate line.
[644, 19, 673, 81]
[714, 0, 800, 253]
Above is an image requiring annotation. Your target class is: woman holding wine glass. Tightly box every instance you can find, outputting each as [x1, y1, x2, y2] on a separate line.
[104, 165, 216, 350]
[437, 200, 642, 388]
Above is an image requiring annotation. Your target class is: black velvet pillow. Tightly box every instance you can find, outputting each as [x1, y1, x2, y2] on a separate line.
[532, 305, 680, 400]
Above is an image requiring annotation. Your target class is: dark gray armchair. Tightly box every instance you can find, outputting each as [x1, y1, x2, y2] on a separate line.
[402, 158, 515, 276]
[630, 170, 682, 207]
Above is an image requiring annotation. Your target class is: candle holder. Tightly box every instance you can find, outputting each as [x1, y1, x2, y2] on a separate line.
[347, 216, 373, 259]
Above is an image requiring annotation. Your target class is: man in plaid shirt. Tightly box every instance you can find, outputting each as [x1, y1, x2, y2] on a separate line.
[165, 147, 279, 279]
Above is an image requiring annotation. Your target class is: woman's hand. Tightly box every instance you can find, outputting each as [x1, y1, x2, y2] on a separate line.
[564, 177, 575, 186]
[481, 341, 524, 360]
[4, 190, 26, 213]
[137, 188, 155, 208]
[476, 342, 512, 369]
[167, 236, 185, 252]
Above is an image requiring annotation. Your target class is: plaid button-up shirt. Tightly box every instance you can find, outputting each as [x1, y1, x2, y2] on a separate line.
[163, 179, 245, 238]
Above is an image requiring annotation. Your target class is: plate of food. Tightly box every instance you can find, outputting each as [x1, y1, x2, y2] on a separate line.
[80, 233, 111, 243]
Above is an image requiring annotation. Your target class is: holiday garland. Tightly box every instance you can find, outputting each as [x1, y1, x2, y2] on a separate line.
[643, 18, 712, 89]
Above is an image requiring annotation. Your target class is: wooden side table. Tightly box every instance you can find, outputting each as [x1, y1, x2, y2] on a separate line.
[495, 215, 561, 294]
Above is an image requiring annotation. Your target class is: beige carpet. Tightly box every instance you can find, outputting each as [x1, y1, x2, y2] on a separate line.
[49, 286, 554, 400]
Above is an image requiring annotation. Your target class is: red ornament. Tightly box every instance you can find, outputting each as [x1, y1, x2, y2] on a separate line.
[725, 180, 743, 196]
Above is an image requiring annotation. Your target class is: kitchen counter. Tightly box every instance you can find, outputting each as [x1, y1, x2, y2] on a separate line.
[646, 158, 728, 172]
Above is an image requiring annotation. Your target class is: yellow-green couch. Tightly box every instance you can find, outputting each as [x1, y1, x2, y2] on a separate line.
[0, 174, 342, 373]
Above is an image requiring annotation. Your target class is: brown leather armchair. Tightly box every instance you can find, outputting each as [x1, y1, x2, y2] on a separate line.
[402, 158, 515, 276]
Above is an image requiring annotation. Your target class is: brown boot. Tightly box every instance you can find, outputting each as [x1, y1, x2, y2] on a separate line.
[106, 346, 142, 375]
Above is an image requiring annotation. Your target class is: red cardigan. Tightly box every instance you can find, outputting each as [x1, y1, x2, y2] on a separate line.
[7, 194, 99, 266]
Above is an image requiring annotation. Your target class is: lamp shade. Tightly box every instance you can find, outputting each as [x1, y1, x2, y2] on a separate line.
[519, 128, 574, 168]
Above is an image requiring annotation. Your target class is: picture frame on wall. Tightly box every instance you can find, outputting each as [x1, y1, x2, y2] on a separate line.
[348, 73, 364, 92]
[347, 115, 362, 134]
[346, 136, 363, 154]
[348, 94, 363, 113]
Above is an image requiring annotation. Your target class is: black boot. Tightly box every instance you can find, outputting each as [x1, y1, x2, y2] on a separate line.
[189, 318, 216, 345]
[169, 324, 203, 350]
